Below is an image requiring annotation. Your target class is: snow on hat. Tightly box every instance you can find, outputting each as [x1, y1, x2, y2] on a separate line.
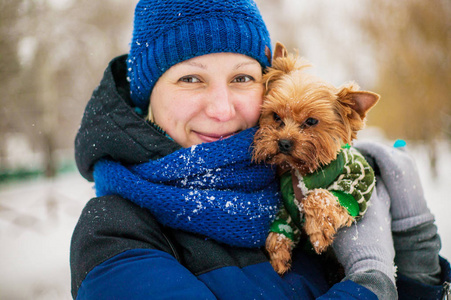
[127, 0, 272, 112]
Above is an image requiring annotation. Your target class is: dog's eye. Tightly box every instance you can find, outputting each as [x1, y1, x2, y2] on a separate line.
[273, 113, 282, 123]
[303, 118, 319, 128]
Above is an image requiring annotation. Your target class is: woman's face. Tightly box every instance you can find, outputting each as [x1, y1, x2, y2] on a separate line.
[150, 53, 264, 148]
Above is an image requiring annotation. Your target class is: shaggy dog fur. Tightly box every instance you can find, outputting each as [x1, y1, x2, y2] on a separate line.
[253, 42, 379, 274]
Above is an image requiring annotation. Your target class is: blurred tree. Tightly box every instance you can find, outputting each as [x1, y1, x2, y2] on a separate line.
[0, 0, 136, 177]
[359, 0, 451, 174]
[0, 0, 22, 166]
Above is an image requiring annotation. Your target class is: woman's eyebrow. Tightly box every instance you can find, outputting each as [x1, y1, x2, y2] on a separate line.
[181, 59, 258, 70]
[185, 61, 207, 69]
[234, 61, 260, 70]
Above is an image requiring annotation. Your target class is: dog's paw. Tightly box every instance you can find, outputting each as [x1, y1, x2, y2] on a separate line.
[302, 189, 354, 254]
[265, 232, 293, 275]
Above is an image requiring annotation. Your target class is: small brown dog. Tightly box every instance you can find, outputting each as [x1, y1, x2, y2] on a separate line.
[253, 42, 379, 274]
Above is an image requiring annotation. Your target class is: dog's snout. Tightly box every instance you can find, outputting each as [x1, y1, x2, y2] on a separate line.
[278, 139, 293, 153]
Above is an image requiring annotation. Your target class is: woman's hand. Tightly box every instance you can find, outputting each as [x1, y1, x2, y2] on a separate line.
[355, 140, 434, 231]
[332, 179, 397, 300]
[355, 141, 441, 285]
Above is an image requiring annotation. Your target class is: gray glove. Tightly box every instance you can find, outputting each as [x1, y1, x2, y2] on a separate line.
[355, 140, 441, 285]
[332, 178, 397, 300]
[355, 140, 434, 231]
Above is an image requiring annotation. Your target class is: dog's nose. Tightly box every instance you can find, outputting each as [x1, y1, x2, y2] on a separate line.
[278, 139, 293, 153]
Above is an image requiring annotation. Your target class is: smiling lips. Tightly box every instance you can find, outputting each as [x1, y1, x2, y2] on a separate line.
[195, 131, 237, 143]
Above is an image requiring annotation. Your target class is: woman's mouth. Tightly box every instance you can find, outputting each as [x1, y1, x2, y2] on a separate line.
[194, 131, 237, 143]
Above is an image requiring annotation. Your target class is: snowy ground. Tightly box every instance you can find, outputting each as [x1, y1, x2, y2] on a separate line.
[0, 172, 95, 300]
[0, 140, 450, 299]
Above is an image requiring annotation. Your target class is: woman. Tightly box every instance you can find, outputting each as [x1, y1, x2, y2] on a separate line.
[71, 0, 450, 299]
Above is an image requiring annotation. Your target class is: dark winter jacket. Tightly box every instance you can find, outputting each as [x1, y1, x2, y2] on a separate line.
[70, 55, 451, 299]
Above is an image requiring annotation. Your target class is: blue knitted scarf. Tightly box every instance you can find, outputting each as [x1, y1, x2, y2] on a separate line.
[93, 128, 280, 248]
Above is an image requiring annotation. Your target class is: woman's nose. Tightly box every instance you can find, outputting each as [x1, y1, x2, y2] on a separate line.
[205, 84, 236, 121]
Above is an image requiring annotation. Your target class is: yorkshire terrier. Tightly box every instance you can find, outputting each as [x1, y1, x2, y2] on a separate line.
[253, 42, 379, 274]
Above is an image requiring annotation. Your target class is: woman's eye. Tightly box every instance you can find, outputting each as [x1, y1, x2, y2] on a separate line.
[179, 76, 201, 83]
[233, 75, 253, 83]
[303, 118, 319, 128]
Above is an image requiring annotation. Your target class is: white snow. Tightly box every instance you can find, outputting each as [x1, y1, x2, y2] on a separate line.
[0, 173, 95, 300]
[0, 140, 450, 299]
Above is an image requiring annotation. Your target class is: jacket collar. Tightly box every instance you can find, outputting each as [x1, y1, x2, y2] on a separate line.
[74, 55, 181, 181]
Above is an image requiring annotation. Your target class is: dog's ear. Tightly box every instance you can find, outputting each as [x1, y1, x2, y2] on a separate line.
[337, 87, 380, 120]
[336, 85, 379, 142]
[274, 42, 288, 60]
[263, 42, 289, 92]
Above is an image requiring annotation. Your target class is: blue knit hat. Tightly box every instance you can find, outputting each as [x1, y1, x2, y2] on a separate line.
[127, 0, 272, 111]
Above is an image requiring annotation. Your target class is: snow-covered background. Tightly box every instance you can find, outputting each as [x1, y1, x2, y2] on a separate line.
[0, 131, 450, 299]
